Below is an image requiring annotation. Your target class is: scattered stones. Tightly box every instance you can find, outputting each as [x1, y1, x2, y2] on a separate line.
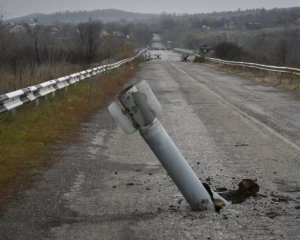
[114, 172, 118, 175]
[126, 183, 134, 186]
[135, 169, 142, 172]
[146, 187, 150, 190]
[148, 173, 153, 176]
[112, 186, 117, 188]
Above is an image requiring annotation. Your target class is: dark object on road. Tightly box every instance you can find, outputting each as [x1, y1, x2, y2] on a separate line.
[144, 53, 152, 61]
[203, 183, 225, 213]
[234, 143, 250, 147]
[216, 187, 228, 192]
[154, 54, 161, 60]
[266, 211, 280, 219]
[232, 179, 259, 204]
[193, 56, 205, 63]
[216, 179, 260, 204]
[181, 55, 190, 62]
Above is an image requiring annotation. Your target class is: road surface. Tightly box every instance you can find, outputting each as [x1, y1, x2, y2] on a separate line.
[0, 50, 299, 239]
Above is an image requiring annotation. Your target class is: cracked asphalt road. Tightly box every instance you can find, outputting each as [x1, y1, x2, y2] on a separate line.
[0, 50, 299, 239]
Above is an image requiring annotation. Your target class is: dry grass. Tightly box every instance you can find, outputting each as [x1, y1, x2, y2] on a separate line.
[0, 62, 139, 211]
[206, 63, 300, 91]
[0, 63, 88, 95]
[0, 56, 132, 95]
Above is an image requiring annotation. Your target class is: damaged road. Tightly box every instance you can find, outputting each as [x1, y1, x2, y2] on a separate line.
[0, 50, 300, 239]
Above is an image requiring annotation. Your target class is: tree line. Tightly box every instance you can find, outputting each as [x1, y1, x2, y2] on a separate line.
[157, 8, 300, 67]
[0, 12, 153, 93]
[0, 15, 153, 71]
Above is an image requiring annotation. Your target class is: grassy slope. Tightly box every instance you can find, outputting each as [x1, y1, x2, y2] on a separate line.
[205, 62, 300, 91]
[0, 63, 139, 210]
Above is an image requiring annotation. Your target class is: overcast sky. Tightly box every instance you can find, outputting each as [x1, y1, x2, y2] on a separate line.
[1, 0, 299, 18]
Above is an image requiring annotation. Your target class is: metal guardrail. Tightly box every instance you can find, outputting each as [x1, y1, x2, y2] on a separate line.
[0, 49, 147, 114]
[173, 48, 300, 76]
[206, 57, 300, 76]
[173, 48, 195, 55]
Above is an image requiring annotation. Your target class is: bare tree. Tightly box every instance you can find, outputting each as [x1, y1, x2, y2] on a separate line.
[25, 18, 41, 65]
[77, 19, 102, 64]
[276, 39, 290, 66]
[0, 8, 12, 67]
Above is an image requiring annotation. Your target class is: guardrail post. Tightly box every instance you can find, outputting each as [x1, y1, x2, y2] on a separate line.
[108, 80, 228, 211]
[35, 98, 40, 107]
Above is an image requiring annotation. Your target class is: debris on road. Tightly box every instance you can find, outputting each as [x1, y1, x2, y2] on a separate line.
[144, 53, 152, 61]
[202, 179, 260, 212]
[193, 56, 205, 63]
[203, 183, 226, 212]
[154, 54, 162, 60]
[181, 54, 190, 62]
[217, 179, 260, 204]
[234, 143, 250, 147]
[232, 179, 259, 203]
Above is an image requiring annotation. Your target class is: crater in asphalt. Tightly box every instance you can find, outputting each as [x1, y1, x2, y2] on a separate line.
[203, 179, 260, 213]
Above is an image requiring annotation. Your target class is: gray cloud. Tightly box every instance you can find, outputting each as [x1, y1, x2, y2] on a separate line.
[1, 0, 299, 18]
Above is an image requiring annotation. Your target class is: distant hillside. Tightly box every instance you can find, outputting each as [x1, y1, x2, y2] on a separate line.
[8, 9, 159, 24]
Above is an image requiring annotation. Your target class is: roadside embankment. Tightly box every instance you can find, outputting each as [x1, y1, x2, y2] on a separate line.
[0, 62, 139, 211]
[205, 62, 300, 91]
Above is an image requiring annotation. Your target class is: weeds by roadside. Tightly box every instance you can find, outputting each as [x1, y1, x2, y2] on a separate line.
[0, 62, 139, 211]
[206, 63, 300, 91]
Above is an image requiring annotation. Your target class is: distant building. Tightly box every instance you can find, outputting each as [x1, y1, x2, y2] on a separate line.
[224, 22, 236, 29]
[202, 25, 210, 30]
[112, 31, 128, 40]
[246, 22, 262, 30]
[100, 30, 109, 37]
[8, 24, 26, 33]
